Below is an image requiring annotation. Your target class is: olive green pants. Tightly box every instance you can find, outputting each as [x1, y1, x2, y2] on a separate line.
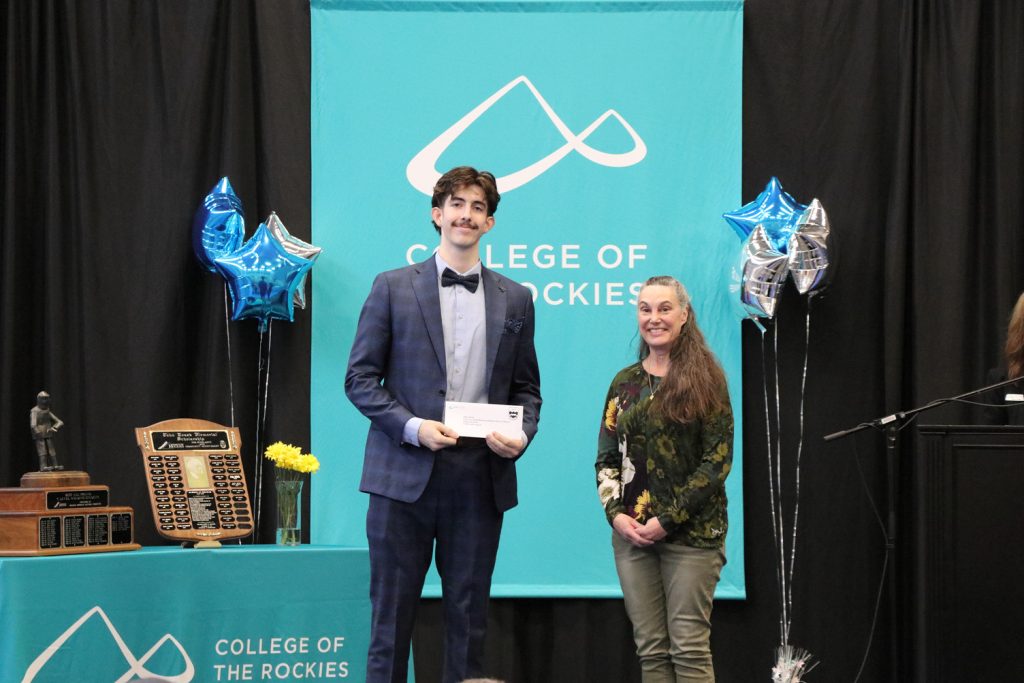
[613, 534, 725, 683]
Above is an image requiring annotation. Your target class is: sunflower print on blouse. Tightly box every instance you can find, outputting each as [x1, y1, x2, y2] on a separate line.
[594, 362, 733, 549]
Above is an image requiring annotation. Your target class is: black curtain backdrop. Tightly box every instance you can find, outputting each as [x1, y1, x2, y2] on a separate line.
[3, 1, 1022, 682]
[2, 0, 313, 545]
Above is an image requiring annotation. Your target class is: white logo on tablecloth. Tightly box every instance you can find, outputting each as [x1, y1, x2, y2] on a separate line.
[407, 75, 647, 194]
[22, 605, 195, 682]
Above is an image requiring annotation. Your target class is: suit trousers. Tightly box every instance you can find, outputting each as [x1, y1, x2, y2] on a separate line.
[613, 533, 725, 683]
[366, 446, 503, 683]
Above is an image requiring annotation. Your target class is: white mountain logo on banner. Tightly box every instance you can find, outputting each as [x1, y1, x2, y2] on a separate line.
[407, 75, 647, 194]
[22, 605, 195, 682]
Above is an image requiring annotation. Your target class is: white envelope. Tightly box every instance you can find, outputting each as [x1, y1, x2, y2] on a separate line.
[443, 401, 524, 439]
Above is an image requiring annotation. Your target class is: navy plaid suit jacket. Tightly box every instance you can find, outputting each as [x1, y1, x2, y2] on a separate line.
[345, 256, 541, 512]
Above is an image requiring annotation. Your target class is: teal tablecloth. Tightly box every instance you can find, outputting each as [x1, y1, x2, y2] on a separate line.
[0, 545, 370, 682]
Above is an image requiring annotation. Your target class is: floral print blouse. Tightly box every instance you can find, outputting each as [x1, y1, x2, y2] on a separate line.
[595, 362, 733, 549]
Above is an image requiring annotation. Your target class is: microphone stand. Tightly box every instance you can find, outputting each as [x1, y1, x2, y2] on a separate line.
[823, 374, 1023, 683]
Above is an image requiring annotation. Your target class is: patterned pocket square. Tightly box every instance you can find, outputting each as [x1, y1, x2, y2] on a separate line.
[504, 317, 525, 335]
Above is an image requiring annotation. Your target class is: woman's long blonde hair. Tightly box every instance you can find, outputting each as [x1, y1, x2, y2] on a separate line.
[638, 276, 729, 423]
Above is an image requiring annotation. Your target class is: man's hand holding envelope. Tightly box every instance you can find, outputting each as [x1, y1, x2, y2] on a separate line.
[444, 401, 526, 459]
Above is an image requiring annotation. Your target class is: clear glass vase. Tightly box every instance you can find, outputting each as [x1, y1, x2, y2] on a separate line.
[275, 479, 303, 546]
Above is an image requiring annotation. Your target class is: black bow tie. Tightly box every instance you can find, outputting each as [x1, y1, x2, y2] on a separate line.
[441, 268, 480, 293]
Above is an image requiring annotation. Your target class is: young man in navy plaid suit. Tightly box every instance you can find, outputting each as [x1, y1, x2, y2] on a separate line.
[346, 166, 542, 683]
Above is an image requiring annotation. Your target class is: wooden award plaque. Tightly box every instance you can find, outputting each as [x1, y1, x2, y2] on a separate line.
[0, 471, 141, 556]
[135, 418, 254, 546]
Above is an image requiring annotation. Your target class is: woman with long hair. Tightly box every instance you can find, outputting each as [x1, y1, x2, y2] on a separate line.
[982, 291, 1024, 425]
[595, 276, 733, 683]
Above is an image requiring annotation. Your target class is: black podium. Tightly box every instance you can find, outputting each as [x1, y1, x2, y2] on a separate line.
[913, 425, 1024, 682]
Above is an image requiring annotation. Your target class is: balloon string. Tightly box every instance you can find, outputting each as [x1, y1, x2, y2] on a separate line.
[223, 284, 236, 428]
[773, 320, 789, 646]
[786, 300, 812, 644]
[253, 326, 266, 542]
[263, 321, 273, 432]
[762, 328, 786, 646]
[260, 324, 273, 541]
[253, 328, 263, 542]
[252, 321, 274, 543]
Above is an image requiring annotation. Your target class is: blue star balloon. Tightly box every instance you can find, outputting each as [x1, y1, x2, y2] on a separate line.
[193, 177, 245, 272]
[213, 222, 314, 332]
[723, 177, 807, 253]
[265, 211, 322, 310]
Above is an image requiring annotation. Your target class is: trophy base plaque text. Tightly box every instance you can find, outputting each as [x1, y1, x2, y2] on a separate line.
[0, 472, 141, 556]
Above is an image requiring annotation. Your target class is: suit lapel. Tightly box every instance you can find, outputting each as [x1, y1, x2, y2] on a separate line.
[482, 267, 507, 395]
[412, 257, 446, 375]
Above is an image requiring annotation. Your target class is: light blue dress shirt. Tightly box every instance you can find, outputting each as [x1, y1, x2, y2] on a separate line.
[402, 254, 487, 445]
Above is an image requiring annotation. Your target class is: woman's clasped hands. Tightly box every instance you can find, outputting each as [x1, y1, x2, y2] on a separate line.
[612, 513, 667, 547]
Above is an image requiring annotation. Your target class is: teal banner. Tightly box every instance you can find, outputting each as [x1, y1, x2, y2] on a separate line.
[311, 0, 745, 597]
[1, 547, 370, 682]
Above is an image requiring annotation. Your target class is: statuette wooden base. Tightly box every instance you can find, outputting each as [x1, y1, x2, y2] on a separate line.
[0, 473, 140, 556]
[21, 470, 90, 488]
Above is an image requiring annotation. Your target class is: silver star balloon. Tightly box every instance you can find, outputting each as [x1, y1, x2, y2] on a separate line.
[787, 199, 832, 295]
[741, 224, 790, 319]
[265, 212, 323, 309]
